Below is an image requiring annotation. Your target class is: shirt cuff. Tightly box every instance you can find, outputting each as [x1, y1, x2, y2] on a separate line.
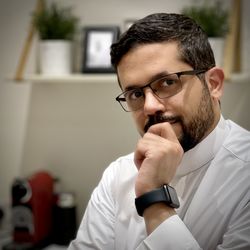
[137, 215, 201, 250]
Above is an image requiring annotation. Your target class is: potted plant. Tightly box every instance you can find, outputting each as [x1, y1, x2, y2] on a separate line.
[33, 2, 78, 75]
[182, 0, 229, 67]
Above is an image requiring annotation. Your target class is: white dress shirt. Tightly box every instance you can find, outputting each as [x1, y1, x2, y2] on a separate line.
[68, 117, 250, 250]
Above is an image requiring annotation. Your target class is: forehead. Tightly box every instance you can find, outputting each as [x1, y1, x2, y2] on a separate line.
[117, 42, 188, 90]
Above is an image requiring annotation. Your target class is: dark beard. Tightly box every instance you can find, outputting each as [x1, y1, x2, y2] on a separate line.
[144, 84, 215, 152]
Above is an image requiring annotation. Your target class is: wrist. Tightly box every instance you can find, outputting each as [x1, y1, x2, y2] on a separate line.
[135, 184, 180, 216]
[143, 203, 176, 235]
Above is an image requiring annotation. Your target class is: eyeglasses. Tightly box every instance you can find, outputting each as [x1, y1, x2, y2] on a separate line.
[115, 69, 206, 112]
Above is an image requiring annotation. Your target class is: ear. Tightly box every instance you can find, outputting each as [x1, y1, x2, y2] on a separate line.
[205, 67, 224, 101]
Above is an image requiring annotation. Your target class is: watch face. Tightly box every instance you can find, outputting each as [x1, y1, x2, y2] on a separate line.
[167, 185, 180, 208]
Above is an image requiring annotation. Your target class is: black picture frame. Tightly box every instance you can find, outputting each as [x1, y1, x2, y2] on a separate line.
[82, 26, 120, 73]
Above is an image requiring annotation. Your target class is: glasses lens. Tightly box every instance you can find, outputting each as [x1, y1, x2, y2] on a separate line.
[123, 89, 144, 111]
[151, 74, 182, 99]
[118, 97, 129, 111]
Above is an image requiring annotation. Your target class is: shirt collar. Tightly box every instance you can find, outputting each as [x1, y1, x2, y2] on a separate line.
[175, 115, 229, 178]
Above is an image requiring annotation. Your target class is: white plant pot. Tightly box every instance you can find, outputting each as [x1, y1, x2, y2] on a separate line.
[209, 37, 225, 68]
[39, 40, 72, 75]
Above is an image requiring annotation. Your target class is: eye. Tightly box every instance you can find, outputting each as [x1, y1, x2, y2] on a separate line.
[161, 77, 177, 87]
[125, 89, 143, 101]
[152, 75, 179, 90]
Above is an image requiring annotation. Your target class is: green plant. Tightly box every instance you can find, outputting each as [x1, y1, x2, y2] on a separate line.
[33, 3, 78, 40]
[182, 0, 228, 37]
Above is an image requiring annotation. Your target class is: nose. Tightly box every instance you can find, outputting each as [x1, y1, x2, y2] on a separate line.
[143, 89, 165, 115]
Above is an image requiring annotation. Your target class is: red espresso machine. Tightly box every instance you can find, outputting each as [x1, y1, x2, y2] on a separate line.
[11, 171, 54, 248]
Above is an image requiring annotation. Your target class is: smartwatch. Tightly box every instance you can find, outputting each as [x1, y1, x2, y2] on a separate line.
[135, 184, 180, 216]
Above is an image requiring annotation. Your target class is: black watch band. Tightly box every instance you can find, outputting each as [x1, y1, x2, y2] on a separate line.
[135, 184, 180, 216]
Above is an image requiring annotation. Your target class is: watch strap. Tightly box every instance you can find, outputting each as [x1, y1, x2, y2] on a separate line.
[135, 184, 179, 216]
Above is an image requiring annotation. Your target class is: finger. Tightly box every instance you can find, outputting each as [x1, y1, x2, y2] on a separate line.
[134, 134, 158, 169]
[147, 122, 178, 142]
[134, 131, 173, 170]
[134, 138, 148, 170]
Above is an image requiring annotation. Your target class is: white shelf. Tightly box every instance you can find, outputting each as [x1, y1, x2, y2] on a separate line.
[228, 73, 250, 84]
[25, 73, 117, 84]
[22, 72, 249, 85]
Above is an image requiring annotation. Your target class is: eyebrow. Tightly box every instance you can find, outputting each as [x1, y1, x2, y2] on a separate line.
[123, 70, 170, 92]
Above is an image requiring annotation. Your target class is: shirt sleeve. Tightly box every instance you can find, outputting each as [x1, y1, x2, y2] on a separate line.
[68, 164, 116, 250]
[136, 215, 202, 250]
[217, 201, 250, 250]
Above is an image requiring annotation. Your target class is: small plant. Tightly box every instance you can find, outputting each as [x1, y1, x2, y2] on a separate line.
[182, 0, 228, 37]
[33, 3, 78, 40]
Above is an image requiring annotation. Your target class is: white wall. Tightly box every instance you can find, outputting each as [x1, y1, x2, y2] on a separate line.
[0, 0, 249, 225]
[0, 0, 35, 219]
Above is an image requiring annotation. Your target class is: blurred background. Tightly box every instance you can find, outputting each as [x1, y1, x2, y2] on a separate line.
[0, 0, 249, 249]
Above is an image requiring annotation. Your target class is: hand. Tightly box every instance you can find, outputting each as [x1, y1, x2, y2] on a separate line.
[134, 122, 183, 197]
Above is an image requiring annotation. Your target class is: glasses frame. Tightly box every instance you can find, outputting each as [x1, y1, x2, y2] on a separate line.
[115, 69, 207, 112]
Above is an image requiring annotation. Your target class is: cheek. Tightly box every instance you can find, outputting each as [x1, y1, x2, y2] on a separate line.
[164, 92, 187, 116]
[132, 112, 145, 136]
[179, 84, 203, 114]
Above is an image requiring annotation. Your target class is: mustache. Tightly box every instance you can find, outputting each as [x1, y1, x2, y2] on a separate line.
[144, 114, 181, 133]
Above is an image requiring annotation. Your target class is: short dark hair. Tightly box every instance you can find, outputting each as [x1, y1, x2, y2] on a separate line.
[110, 13, 215, 71]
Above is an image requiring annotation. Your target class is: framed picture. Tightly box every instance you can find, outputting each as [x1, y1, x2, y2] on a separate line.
[82, 26, 120, 73]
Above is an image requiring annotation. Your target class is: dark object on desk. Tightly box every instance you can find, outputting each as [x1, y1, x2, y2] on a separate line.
[0, 206, 4, 222]
[52, 192, 77, 246]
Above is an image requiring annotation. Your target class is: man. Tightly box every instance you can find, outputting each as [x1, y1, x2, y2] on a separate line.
[69, 13, 250, 249]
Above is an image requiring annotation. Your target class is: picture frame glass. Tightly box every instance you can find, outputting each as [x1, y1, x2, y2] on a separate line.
[86, 32, 113, 68]
[82, 27, 120, 73]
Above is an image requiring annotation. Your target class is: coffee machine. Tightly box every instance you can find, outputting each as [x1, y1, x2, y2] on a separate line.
[9, 171, 54, 249]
